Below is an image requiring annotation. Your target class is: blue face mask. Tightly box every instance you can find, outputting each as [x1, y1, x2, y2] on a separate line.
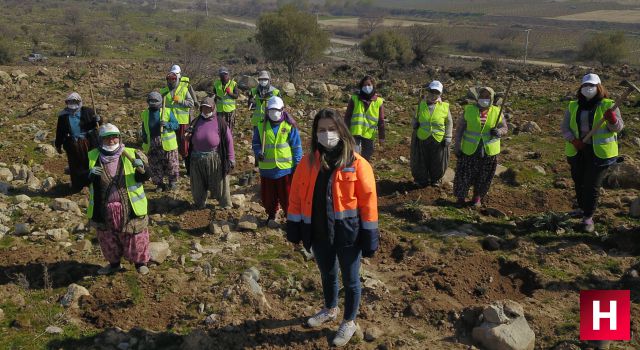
[362, 86, 373, 95]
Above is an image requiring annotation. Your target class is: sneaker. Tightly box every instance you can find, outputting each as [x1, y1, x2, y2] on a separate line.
[307, 307, 339, 328]
[583, 217, 595, 233]
[137, 265, 150, 275]
[97, 264, 122, 275]
[332, 320, 357, 347]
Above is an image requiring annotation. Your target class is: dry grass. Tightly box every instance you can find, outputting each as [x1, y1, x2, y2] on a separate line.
[319, 17, 433, 28]
[553, 10, 640, 24]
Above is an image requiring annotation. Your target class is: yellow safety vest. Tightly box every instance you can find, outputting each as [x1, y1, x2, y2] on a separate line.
[214, 80, 237, 113]
[160, 76, 191, 125]
[141, 109, 178, 153]
[349, 95, 384, 140]
[461, 105, 502, 156]
[250, 87, 280, 127]
[416, 101, 449, 142]
[87, 148, 147, 219]
[565, 98, 618, 159]
[258, 121, 293, 170]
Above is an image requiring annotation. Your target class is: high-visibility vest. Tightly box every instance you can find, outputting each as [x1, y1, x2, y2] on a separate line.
[257, 121, 293, 170]
[87, 148, 148, 219]
[416, 101, 449, 142]
[250, 87, 280, 127]
[214, 80, 237, 113]
[141, 109, 178, 153]
[461, 105, 502, 156]
[160, 76, 191, 125]
[565, 98, 618, 159]
[349, 95, 384, 140]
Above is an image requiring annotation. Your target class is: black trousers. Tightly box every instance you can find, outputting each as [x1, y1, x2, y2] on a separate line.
[567, 147, 610, 218]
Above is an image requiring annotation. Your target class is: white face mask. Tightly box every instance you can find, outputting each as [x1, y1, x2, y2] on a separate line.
[317, 131, 340, 149]
[66, 103, 80, 110]
[203, 112, 214, 119]
[102, 143, 120, 152]
[268, 110, 282, 121]
[362, 86, 373, 95]
[581, 86, 597, 100]
[259, 80, 269, 87]
[478, 99, 491, 108]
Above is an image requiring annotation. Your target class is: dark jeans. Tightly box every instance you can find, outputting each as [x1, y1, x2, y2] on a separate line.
[354, 136, 374, 161]
[312, 239, 362, 321]
[567, 148, 610, 218]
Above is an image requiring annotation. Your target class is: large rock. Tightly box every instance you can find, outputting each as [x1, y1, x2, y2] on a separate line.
[42, 177, 56, 192]
[14, 223, 31, 235]
[0, 167, 13, 182]
[0, 182, 11, 195]
[36, 144, 58, 158]
[0, 71, 11, 85]
[26, 174, 41, 192]
[472, 300, 534, 350]
[14, 194, 31, 203]
[149, 241, 171, 264]
[282, 82, 296, 97]
[60, 283, 90, 308]
[237, 75, 258, 90]
[9, 164, 30, 181]
[520, 121, 542, 134]
[307, 81, 328, 96]
[46, 228, 69, 242]
[604, 159, 640, 189]
[51, 198, 82, 215]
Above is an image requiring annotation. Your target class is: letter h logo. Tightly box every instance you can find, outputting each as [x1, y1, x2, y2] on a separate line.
[580, 290, 630, 341]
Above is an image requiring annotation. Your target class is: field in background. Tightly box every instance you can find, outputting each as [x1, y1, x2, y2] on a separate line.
[319, 17, 433, 27]
[553, 9, 640, 24]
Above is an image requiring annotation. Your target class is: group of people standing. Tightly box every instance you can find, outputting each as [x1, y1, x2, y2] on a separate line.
[53, 65, 623, 346]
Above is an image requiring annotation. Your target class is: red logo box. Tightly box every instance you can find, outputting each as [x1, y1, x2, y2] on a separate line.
[580, 290, 630, 341]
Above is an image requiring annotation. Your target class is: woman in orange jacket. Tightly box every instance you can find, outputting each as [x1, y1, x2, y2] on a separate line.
[286, 109, 379, 347]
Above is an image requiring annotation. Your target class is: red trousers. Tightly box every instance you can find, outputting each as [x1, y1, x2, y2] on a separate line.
[260, 175, 292, 219]
[177, 124, 189, 158]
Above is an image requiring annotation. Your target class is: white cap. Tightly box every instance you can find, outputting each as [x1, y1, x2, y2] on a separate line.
[258, 70, 270, 80]
[99, 123, 120, 137]
[170, 65, 181, 74]
[266, 96, 284, 110]
[427, 80, 443, 93]
[582, 73, 601, 85]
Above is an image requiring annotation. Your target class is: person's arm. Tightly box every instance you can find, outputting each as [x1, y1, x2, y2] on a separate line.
[494, 116, 508, 137]
[289, 128, 303, 166]
[354, 158, 379, 257]
[225, 123, 235, 163]
[252, 127, 262, 156]
[377, 104, 385, 142]
[165, 111, 179, 131]
[604, 106, 624, 133]
[453, 115, 466, 152]
[226, 82, 239, 99]
[55, 114, 66, 150]
[179, 91, 195, 109]
[444, 108, 453, 143]
[560, 110, 575, 141]
[344, 99, 354, 127]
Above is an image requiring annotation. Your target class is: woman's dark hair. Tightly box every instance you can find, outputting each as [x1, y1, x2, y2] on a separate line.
[310, 109, 355, 169]
[576, 83, 609, 101]
[359, 75, 375, 89]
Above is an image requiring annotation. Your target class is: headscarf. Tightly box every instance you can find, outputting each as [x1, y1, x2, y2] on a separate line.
[477, 86, 495, 107]
[64, 92, 83, 112]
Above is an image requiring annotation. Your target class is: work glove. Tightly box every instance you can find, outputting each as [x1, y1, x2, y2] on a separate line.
[89, 166, 103, 179]
[225, 87, 233, 95]
[172, 95, 181, 104]
[604, 109, 617, 124]
[94, 115, 101, 123]
[133, 158, 144, 169]
[490, 128, 500, 138]
[257, 152, 265, 161]
[571, 138, 586, 151]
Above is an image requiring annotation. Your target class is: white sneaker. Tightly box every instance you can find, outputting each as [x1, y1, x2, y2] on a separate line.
[333, 320, 357, 347]
[307, 307, 339, 328]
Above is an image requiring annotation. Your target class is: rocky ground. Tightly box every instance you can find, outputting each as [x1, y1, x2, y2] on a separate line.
[0, 58, 639, 350]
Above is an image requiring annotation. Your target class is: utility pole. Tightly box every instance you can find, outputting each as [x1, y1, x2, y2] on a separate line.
[524, 29, 531, 65]
[154, 0, 157, 10]
[205, 0, 209, 16]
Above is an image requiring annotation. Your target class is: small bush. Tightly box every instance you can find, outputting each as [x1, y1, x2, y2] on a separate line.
[0, 40, 14, 64]
[360, 29, 413, 75]
[579, 31, 628, 67]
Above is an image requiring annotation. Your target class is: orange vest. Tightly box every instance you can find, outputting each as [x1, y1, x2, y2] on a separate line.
[286, 151, 379, 252]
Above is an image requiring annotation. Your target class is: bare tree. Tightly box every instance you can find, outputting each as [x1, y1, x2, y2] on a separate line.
[358, 15, 384, 37]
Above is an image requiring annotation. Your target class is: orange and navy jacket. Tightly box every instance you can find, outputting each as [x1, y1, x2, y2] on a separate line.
[286, 151, 379, 255]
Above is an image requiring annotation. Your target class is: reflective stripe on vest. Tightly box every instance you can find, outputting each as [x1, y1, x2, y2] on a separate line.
[565, 99, 618, 159]
[87, 148, 148, 219]
[258, 121, 293, 170]
[160, 76, 191, 124]
[141, 109, 178, 153]
[250, 88, 280, 127]
[416, 101, 449, 142]
[349, 95, 384, 140]
[461, 105, 502, 156]
[214, 80, 237, 112]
